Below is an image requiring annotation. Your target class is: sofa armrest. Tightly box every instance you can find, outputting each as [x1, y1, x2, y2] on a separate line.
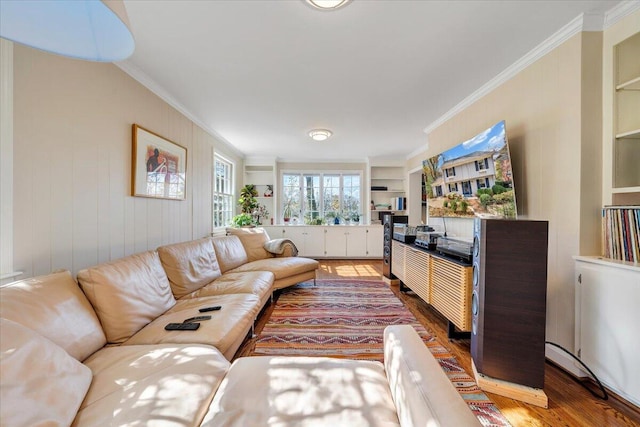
[384, 325, 482, 427]
[263, 239, 298, 257]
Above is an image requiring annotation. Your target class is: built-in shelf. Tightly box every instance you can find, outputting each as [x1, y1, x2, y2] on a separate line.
[611, 186, 640, 194]
[616, 75, 640, 91]
[615, 128, 640, 139]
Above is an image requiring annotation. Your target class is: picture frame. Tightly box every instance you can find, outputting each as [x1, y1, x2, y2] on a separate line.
[132, 124, 187, 200]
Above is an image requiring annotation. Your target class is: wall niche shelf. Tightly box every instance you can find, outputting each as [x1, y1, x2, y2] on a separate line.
[609, 31, 640, 205]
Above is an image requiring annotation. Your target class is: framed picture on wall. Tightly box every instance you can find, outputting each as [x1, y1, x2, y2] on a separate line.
[132, 124, 187, 200]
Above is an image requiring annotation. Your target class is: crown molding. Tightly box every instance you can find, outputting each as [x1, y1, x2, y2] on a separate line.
[115, 60, 245, 159]
[423, 13, 594, 135]
[604, 0, 640, 29]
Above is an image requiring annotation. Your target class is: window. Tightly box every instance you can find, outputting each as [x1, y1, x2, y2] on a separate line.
[475, 158, 489, 171]
[448, 182, 458, 193]
[213, 154, 234, 228]
[476, 178, 490, 189]
[282, 172, 361, 224]
[445, 167, 456, 177]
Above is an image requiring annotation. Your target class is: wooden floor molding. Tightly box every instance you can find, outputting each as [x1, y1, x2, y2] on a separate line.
[237, 259, 640, 427]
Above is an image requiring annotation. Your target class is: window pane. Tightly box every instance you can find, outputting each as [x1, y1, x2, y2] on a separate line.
[342, 174, 361, 221]
[282, 174, 301, 219]
[303, 175, 320, 224]
[213, 155, 233, 228]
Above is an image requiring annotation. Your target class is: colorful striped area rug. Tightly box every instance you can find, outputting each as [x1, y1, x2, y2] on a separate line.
[252, 279, 511, 427]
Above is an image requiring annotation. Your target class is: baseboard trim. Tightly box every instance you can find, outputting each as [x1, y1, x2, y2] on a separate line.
[545, 344, 588, 378]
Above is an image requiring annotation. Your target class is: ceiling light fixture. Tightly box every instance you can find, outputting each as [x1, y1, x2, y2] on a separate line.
[309, 129, 333, 141]
[0, 0, 135, 62]
[305, 0, 352, 11]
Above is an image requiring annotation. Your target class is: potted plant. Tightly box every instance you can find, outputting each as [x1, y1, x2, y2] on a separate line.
[252, 204, 269, 226]
[238, 184, 259, 214]
[283, 201, 293, 224]
[231, 213, 254, 227]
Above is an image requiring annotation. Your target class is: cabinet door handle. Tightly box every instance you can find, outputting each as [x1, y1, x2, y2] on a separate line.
[578, 273, 582, 284]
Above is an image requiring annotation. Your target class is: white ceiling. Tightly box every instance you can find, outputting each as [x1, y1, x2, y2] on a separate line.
[121, 0, 623, 163]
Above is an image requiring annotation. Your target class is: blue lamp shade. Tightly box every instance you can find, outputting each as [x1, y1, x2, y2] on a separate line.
[0, 0, 134, 62]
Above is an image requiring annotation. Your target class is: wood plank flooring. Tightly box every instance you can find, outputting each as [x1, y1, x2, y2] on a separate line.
[237, 260, 640, 427]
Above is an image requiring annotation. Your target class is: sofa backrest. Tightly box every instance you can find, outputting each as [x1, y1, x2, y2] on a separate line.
[0, 270, 106, 361]
[77, 251, 177, 344]
[226, 227, 273, 262]
[210, 235, 249, 273]
[157, 238, 223, 299]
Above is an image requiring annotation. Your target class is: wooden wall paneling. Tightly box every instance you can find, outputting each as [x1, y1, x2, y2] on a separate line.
[107, 119, 128, 262]
[30, 116, 52, 276]
[50, 131, 74, 273]
[71, 138, 99, 273]
[133, 197, 147, 255]
[97, 124, 112, 265]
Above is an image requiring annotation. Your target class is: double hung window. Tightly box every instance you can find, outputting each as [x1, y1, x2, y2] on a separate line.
[213, 155, 234, 228]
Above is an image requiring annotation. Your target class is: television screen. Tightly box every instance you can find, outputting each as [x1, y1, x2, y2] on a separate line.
[422, 120, 517, 219]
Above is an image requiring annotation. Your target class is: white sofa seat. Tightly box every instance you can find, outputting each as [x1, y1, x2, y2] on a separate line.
[74, 344, 229, 427]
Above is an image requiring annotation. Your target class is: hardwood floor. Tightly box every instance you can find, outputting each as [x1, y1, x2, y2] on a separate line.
[238, 260, 640, 427]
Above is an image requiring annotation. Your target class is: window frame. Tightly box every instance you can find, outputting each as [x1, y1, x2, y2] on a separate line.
[212, 154, 235, 229]
[280, 170, 363, 224]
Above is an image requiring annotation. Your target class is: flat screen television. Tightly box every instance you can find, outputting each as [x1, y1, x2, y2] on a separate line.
[422, 120, 517, 219]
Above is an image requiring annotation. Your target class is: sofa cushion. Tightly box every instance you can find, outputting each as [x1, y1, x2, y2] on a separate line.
[0, 270, 106, 361]
[229, 256, 319, 280]
[77, 251, 176, 344]
[201, 355, 400, 426]
[383, 325, 482, 427]
[184, 271, 274, 307]
[122, 294, 261, 360]
[158, 238, 223, 299]
[211, 235, 249, 273]
[75, 344, 229, 427]
[226, 227, 273, 262]
[0, 318, 92, 427]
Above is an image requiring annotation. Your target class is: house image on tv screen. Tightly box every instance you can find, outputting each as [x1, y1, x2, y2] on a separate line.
[423, 120, 517, 219]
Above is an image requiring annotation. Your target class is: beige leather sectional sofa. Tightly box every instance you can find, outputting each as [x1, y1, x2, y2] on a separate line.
[0, 229, 481, 426]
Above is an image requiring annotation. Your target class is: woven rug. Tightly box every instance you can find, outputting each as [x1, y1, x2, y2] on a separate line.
[252, 279, 511, 427]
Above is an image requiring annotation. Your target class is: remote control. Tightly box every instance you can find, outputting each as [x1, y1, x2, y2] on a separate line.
[164, 322, 200, 331]
[183, 315, 212, 323]
[199, 306, 222, 312]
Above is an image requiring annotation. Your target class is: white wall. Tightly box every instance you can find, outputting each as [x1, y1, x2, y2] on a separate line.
[11, 45, 242, 278]
[420, 32, 603, 358]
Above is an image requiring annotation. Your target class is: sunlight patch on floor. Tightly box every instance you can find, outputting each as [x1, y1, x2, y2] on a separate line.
[319, 264, 381, 279]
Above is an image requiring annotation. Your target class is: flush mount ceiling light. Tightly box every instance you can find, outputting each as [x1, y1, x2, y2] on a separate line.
[305, 0, 352, 11]
[0, 0, 135, 62]
[309, 129, 333, 141]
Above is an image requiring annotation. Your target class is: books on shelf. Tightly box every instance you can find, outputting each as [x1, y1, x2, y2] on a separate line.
[391, 197, 407, 211]
[602, 206, 640, 263]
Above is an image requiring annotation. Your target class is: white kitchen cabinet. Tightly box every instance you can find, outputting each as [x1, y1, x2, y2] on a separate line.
[261, 226, 284, 239]
[366, 226, 383, 258]
[262, 226, 380, 258]
[324, 227, 347, 257]
[280, 226, 324, 257]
